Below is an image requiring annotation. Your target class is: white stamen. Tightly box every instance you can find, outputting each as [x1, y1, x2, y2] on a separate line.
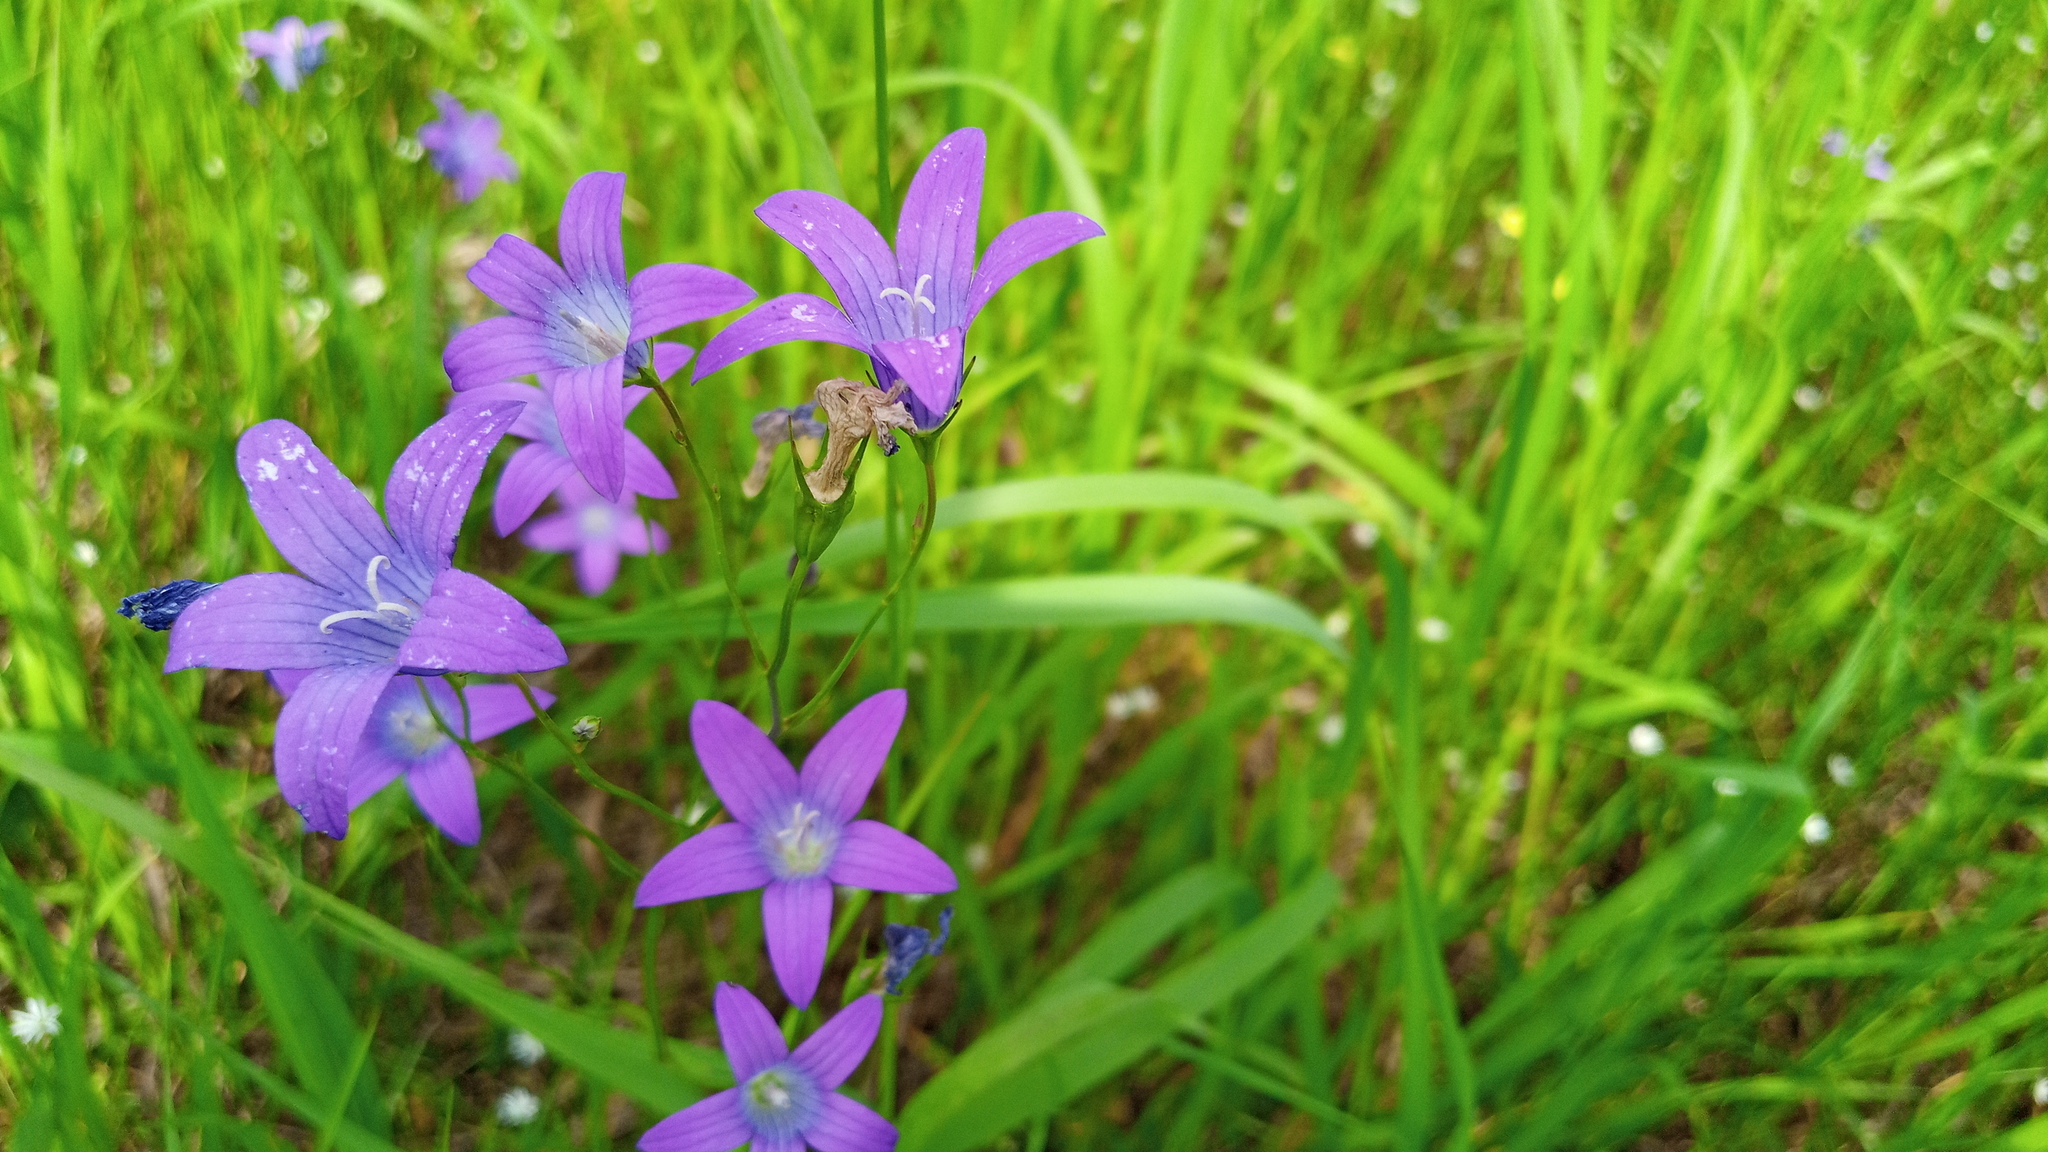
[559, 309, 627, 359]
[318, 555, 416, 632]
[912, 273, 937, 313]
[879, 287, 914, 305]
[318, 608, 393, 633]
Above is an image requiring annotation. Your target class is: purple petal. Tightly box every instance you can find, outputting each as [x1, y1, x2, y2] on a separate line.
[240, 30, 280, 54]
[445, 317, 558, 391]
[345, 747, 409, 809]
[395, 568, 567, 674]
[755, 191, 904, 341]
[406, 745, 482, 845]
[616, 516, 665, 556]
[872, 330, 964, 424]
[467, 234, 573, 321]
[275, 663, 395, 838]
[520, 509, 582, 553]
[494, 442, 578, 536]
[691, 294, 876, 383]
[798, 689, 904, 824]
[690, 700, 800, 828]
[790, 994, 882, 1091]
[270, 668, 314, 695]
[627, 264, 756, 343]
[894, 127, 985, 332]
[453, 381, 548, 438]
[636, 823, 774, 906]
[827, 822, 958, 895]
[574, 539, 622, 594]
[713, 981, 789, 1080]
[624, 432, 678, 500]
[963, 210, 1106, 329]
[236, 420, 400, 600]
[457, 682, 550, 741]
[547, 357, 629, 500]
[755, 1138, 802, 1152]
[805, 1093, 898, 1152]
[762, 878, 833, 1009]
[651, 341, 693, 381]
[638, 1088, 752, 1152]
[166, 573, 396, 671]
[304, 20, 342, 45]
[559, 172, 627, 290]
[385, 401, 523, 575]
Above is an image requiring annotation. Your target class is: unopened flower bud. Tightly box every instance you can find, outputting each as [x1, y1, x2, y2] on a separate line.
[117, 579, 218, 631]
[808, 379, 916, 503]
[571, 715, 602, 743]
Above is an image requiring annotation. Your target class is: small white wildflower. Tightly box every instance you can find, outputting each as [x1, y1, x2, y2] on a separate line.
[276, 219, 298, 243]
[1120, 19, 1144, 42]
[1274, 170, 1299, 195]
[1224, 201, 1249, 228]
[1827, 754, 1857, 786]
[2029, 384, 2047, 412]
[2021, 34, 2039, 55]
[1348, 521, 1381, 548]
[64, 444, 87, 466]
[1105, 685, 1162, 721]
[202, 154, 227, 180]
[71, 540, 98, 567]
[1572, 371, 1598, 401]
[495, 1087, 540, 1126]
[306, 125, 328, 148]
[1990, 265, 2015, 291]
[505, 26, 529, 51]
[1055, 380, 1089, 405]
[1712, 776, 1745, 797]
[1627, 723, 1666, 757]
[1317, 714, 1345, 745]
[1977, 20, 1995, 43]
[964, 842, 992, 872]
[2034, 1076, 2048, 1106]
[1323, 609, 1351, 638]
[1441, 748, 1467, 775]
[1612, 499, 1638, 523]
[1793, 384, 1826, 411]
[2012, 222, 2036, 252]
[1801, 813, 1832, 844]
[1273, 299, 1297, 325]
[394, 136, 424, 162]
[551, 13, 573, 38]
[2022, 261, 2041, 284]
[152, 338, 174, 366]
[1915, 495, 1937, 518]
[905, 650, 929, 675]
[300, 298, 332, 324]
[636, 39, 662, 63]
[8, 998, 59, 1044]
[507, 1030, 545, 1066]
[281, 265, 310, 294]
[1416, 617, 1450, 643]
[345, 271, 386, 307]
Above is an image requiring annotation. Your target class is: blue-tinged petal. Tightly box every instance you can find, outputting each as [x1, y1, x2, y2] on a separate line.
[690, 700, 800, 828]
[827, 821, 958, 895]
[166, 573, 401, 672]
[237, 419, 401, 601]
[396, 568, 567, 674]
[547, 357, 629, 500]
[650, 341, 692, 382]
[626, 263, 756, 342]
[756, 191, 906, 342]
[346, 746, 409, 809]
[275, 663, 396, 838]
[624, 431, 678, 500]
[798, 689, 905, 824]
[762, 878, 832, 1009]
[467, 234, 573, 321]
[894, 127, 986, 333]
[405, 745, 482, 845]
[638, 1088, 753, 1152]
[789, 994, 882, 1092]
[872, 329, 965, 429]
[804, 1093, 897, 1152]
[692, 294, 875, 383]
[559, 172, 627, 291]
[636, 823, 774, 906]
[963, 210, 1107, 329]
[457, 682, 550, 741]
[492, 442, 577, 536]
[445, 317, 559, 391]
[714, 982, 789, 1080]
[385, 400, 523, 579]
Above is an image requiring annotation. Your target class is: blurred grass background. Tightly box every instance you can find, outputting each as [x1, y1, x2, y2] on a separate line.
[8, 0, 2048, 1147]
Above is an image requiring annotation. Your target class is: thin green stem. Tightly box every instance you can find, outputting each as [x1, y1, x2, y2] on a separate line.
[641, 906, 667, 1062]
[648, 375, 769, 667]
[510, 673, 684, 833]
[878, 991, 901, 1117]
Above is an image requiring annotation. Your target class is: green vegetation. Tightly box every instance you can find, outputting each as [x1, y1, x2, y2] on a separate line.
[6, 0, 2048, 1148]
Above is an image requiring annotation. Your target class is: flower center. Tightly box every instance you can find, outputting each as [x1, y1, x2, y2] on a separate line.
[768, 801, 836, 879]
[318, 555, 419, 634]
[386, 693, 453, 759]
[558, 308, 628, 362]
[738, 1064, 820, 1138]
[578, 502, 616, 537]
[879, 273, 938, 337]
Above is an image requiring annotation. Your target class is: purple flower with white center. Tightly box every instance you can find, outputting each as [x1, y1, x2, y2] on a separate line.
[635, 690, 955, 1009]
[241, 17, 341, 93]
[693, 127, 1106, 429]
[420, 91, 518, 202]
[639, 984, 894, 1152]
[165, 404, 568, 839]
[443, 172, 756, 501]
[520, 476, 671, 596]
[454, 369, 684, 536]
[1864, 137, 1894, 181]
[271, 669, 550, 845]
[1820, 128, 1850, 157]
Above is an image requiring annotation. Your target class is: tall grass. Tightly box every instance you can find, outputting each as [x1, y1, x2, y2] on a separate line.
[5, 0, 2048, 1147]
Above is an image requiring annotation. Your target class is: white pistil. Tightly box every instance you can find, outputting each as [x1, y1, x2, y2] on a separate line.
[774, 802, 830, 875]
[559, 309, 626, 360]
[878, 274, 939, 335]
[318, 555, 418, 633]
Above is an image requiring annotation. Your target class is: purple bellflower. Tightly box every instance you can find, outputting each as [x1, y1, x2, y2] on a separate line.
[271, 669, 551, 845]
[1820, 128, 1850, 157]
[241, 17, 341, 92]
[420, 91, 519, 202]
[165, 404, 568, 838]
[520, 475, 671, 596]
[443, 172, 756, 501]
[454, 372, 683, 536]
[1863, 137, 1895, 181]
[635, 690, 956, 1009]
[640, 984, 894, 1152]
[693, 127, 1106, 429]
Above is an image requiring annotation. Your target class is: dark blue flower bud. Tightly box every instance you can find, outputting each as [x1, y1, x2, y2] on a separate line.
[117, 580, 217, 631]
[882, 906, 952, 995]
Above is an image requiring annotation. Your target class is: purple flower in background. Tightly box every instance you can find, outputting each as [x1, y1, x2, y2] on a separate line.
[520, 476, 671, 596]
[635, 690, 956, 1009]
[1864, 137, 1895, 181]
[165, 404, 568, 838]
[454, 373, 683, 536]
[241, 17, 341, 92]
[420, 91, 518, 202]
[694, 127, 1106, 429]
[1820, 127, 1849, 157]
[443, 172, 756, 500]
[640, 984, 893, 1152]
[271, 670, 551, 844]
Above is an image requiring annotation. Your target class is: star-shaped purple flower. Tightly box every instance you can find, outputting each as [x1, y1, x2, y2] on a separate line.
[520, 476, 671, 596]
[270, 669, 551, 845]
[241, 17, 341, 93]
[453, 371, 683, 536]
[635, 690, 956, 1009]
[420, 91, 519, 202]
[165, 403, 567, 838]
[640, 984, 894, 1152]
[443, 172, 756, 501]
[693, 127, 1106, 429]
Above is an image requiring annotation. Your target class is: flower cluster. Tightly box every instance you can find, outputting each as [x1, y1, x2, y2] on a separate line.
[136, 34, 1102, 1139]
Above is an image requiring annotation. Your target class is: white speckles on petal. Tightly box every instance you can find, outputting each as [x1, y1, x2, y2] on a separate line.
[280, 442, 306, 460]
[257, 458, 279, 481]
[791, 303, 818, 322]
